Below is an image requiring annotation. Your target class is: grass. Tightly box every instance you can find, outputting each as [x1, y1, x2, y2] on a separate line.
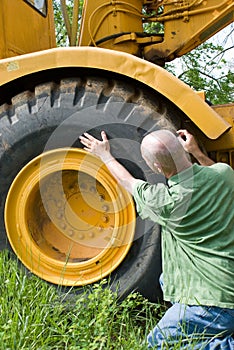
[0, 251, 212, 350]
[0, 250, 164, 350]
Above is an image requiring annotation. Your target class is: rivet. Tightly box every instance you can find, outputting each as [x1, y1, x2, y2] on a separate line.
[90, 186, 96, 193]
[102, 205, 109, 212]
[57, 212, 63, 219]
[99, 194, 105, 201]
[68, 230, 74, 237]
[80, 183, 87, 190]
[78, 233, 84, 240]
[102, 216, 109, 223]
[60, 222, 66, 230]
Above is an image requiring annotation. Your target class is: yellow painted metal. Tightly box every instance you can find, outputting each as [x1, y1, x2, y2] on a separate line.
[4, 148, 136, 286]
[143, 0, 234, 62]
[0, 0, 56, 59]
[77, 0, 233, 62]
[203, 104, 234, 152]
[215, 150, 234, 169]
[79, 0, 143, 55]
[0, 47, 230, 140]
[1, 0, 232, 62]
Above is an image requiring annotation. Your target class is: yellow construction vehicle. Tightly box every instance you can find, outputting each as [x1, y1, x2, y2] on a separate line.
[0, 0, 233, 301]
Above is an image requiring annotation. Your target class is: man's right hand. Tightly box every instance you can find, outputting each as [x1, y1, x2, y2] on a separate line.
[79, 130, 138, 194]
[177, 129, 215, 166]
[79, 131, 114, 163]
[177, 129, 200, 154]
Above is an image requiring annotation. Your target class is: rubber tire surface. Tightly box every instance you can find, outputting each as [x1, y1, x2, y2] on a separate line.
[0, 76, 184, 301]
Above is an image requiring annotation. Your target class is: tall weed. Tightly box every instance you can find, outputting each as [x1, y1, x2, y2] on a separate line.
[0, 251, 161, 349]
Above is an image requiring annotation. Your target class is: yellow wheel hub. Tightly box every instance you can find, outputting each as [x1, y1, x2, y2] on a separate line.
[4, 148, 136, 286]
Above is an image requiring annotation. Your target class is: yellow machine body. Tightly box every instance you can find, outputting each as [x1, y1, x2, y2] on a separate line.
[78, 0, 233, 63]
[0, 0, 56, 59]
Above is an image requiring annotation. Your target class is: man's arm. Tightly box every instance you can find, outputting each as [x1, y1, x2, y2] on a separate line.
[177, 129, 215, 166]
[79, 131, 139, 194]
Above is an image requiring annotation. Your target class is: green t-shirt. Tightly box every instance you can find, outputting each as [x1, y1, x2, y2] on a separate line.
[133, 163, 234, 308]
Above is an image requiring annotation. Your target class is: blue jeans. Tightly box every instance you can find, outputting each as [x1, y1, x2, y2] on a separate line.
[147, 276, 234, 349]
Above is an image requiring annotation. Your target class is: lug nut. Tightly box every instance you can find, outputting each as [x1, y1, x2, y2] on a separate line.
[57, 212, 63, 219]
[56, 211, 63, 219]
[89, 186, 96, 193]
[68, 230, 74, 237]
[88, 232, 95, 238]
[102, 205, 109, 212]
[102, 215, 109, 223]
[60, 222, 66, 230]
[80, 183, 87, 190]
[78, 233, 84, 240]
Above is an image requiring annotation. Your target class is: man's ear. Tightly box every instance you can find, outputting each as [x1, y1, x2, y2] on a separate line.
[153, 162, 162, 173]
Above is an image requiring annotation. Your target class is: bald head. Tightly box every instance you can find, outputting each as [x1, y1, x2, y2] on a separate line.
[141, 130, 191, 177]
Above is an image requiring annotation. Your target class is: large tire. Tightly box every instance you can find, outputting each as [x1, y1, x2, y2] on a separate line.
[0, 75, 185, 301]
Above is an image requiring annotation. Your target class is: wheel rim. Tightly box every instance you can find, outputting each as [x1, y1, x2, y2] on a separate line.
[4, 148, 136, 286]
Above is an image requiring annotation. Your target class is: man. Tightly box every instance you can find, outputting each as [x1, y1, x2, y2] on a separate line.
[79, 129, 234, 349]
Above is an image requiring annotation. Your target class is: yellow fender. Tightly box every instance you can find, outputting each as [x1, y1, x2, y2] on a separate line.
[0, 47, 231, 139]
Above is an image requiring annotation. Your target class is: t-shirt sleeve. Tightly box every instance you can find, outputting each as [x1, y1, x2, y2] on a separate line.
[211, 163, 234, 176]
[209, 163, 234, 187]
[133, 180, 175, 226]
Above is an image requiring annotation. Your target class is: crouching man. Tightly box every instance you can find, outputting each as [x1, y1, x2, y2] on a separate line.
[80, 129, 234, 349]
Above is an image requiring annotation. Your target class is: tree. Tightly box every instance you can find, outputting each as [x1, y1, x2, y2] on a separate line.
[53, 0, 83, 46]
[53, 0, 69, 46]
[166, 25, 234, 105]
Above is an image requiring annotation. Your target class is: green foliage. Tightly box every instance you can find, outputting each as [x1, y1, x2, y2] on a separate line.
[143, 21, 164, 35]
[0, 251, 162, 350]
[53, 0, 73, 46]
[53, 0, 84, 46]
[0, 251, 219, 349]
[166, 41, 234, 104]
[142, 9, 164, 34]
